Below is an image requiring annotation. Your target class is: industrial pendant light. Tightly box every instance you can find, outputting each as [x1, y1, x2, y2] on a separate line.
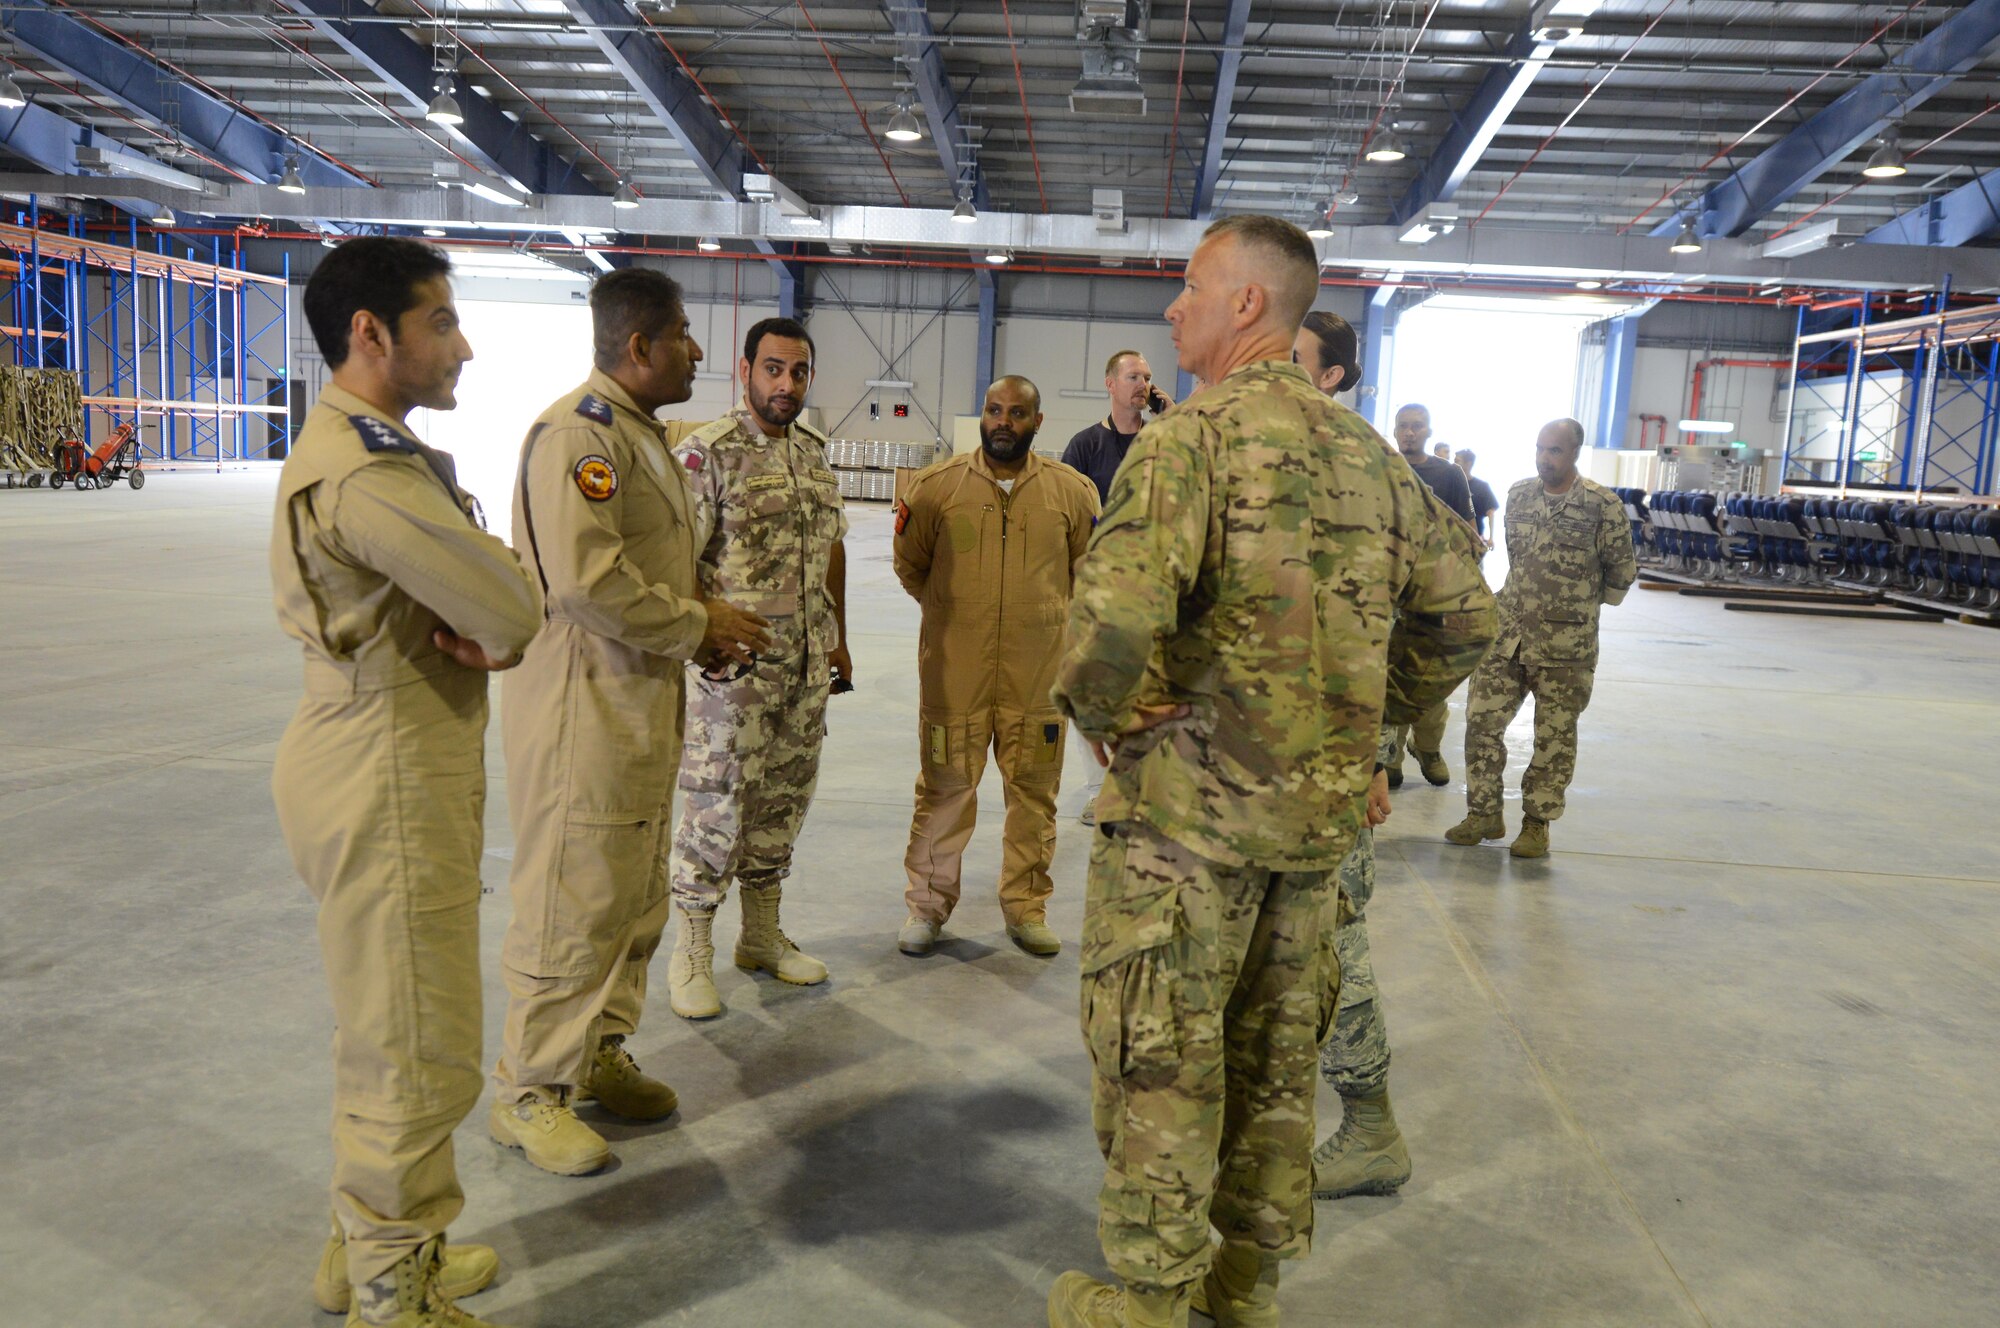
[277, 155, 307, 196]
[884, 102, 924, 143]
[612, 179, 640, 209]
[1364, 129, 1407, 163]
[951, 196, 977, 223]
[1861, 137, 1907, 180]
[1306, 203, 1335, 239]
[1668, 223, 1703, 254]
[697, 235, 722, 251]
[426, 83, 465, 126]
[0, 74, 26, 109]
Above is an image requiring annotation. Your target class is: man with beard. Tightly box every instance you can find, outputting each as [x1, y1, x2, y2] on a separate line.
[891, 375, 1099, 957]
[657, 317, 852, 1019]
[487, 269, 773, 1176]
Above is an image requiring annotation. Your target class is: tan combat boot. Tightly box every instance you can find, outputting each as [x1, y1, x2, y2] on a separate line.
[1510, 816, 1551, 858]
[1006, 919, 1062, 956]
[346, 1235, 512, 1328]
[1444, 811, 1506, 845]
[1191, 1241, 1280, 1327]
[313, 1219, 498, 1314]
[487, 1091, 611, 1176]
[1046, 1271, 1191, 1327]
[1416, 749, 1451, 786]
[580, 1034, 679, 1120]
[1311, 1091, 1412, 1199]
[667, 905, 723, 1019]
[734, 886, 828, 985]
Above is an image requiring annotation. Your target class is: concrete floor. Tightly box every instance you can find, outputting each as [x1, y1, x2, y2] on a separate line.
[3, 471, 1998, 1328]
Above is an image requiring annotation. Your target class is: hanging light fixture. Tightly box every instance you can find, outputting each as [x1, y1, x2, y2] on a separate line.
[1306, 203, 1334, 239]
[1575, 279, 1604, 290]
[277, 154, 307, 196]
[950, 194, 977, 224]
[885, 102, 924, 143]
[150, 204, 175, 228]
[426, 83, 465, 125]
[1861, 137, 1907, 180]
[0, 73, 27, 109]
[984, 249, 1011, 265]
[1668, 223, 1703, 254]
[422, 227, 448, 238]
[612, 179, 640, 209]
[1364, 129, 1407, 163]
[697, 235, 722, 252]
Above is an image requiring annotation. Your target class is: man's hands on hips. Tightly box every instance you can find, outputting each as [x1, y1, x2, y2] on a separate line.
[434, 628, 520, 671]
[1086, 702, 1192, 768]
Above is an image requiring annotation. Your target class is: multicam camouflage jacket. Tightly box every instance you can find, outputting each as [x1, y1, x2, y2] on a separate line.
[1051, 359, 1497, 871]
[1493, 475, 1637, 666]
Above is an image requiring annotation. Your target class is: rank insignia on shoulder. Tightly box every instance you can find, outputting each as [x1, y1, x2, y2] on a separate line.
[894, 500, 911, 535]
[574, 453, 619, 501]
[576, 394, 614, 425]
[350, 415, 415, 454]
[681, 448, 705, 473]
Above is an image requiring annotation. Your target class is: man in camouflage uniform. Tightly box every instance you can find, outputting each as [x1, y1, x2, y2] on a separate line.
[274, 238, 539, 1328]
[1046, 216, 1495, 1328]
[658, 316, 851, 1019]
[1447, 417, 1636, 859]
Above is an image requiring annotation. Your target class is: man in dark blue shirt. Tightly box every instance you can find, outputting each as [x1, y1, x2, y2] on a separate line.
[1058, 348, 1171, 824]
[1060, 349, 1172, 506]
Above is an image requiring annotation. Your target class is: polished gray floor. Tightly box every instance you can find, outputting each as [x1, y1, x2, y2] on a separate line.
[2, 472, 1996, 1327]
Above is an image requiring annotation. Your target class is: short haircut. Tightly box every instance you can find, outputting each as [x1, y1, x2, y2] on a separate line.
[303, 236, 451, 369]
[988, 373, 1042, 411]
[1546, 417, 1586, 451]
[589, 267, 686, 372]
[1396, 402, 1431, 423]
[1201, 214, 1320, 328]
[742, 316, 815, 368]
[1104, 349, 1145, 380]
[1299, 311, 1360, 388]
[1455, 448, 1476, 465]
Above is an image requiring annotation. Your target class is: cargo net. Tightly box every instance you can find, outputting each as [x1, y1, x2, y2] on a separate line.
[0, 366, 85, 483]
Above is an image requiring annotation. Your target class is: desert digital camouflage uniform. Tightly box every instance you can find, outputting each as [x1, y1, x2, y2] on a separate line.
[1051, 359, 1495, 1292]
[1463, 474, 1636, 822]
[663, 408, 845, 913]
[1319, 726, 1400, 1098]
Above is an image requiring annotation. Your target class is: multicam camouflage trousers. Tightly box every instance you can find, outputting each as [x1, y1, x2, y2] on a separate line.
[669, 625, 830, 913]
[1318, 827, 1389, 1100]
[1080, 818, 1340, 1292]
[1463, 647, 1597, 823]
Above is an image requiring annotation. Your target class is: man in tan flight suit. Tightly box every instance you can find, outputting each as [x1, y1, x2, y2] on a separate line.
[654, 317, 853, 1019]
[272, 237, 539, 1328]
[487, 269, 773, 1177]
[892, 374, 1100, 958]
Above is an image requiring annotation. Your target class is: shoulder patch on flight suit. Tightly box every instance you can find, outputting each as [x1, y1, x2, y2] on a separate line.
[576, 394, 614, 425]
[574, 453, 619, 501]
[350, 415, 416, 454]
[895, 499, 911, 535]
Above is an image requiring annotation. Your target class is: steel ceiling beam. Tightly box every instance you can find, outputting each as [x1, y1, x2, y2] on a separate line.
[559, 0, 744, 198]
[1189, 0, 1252, 220]
[1652, 0, 2000, 240]
[883, 0, 987, 208]
[0, 0, 369, 189]
[1392, 20, 1556, 225]
[0, 105, 156, 218]
[279, 0, 596, 198]
[1865, 167, 2000, 248]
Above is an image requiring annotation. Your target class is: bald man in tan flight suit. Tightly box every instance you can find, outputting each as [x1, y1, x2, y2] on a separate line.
[488, 269, 772, 1177]
[893, 374, 1099, 957]
[273, 237, 539, 1328]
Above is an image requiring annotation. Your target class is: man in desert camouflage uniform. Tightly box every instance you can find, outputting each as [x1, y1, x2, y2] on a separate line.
[1447, 417, 1635, 859]
[656, 316, 851, 1019]
[1046, 216, 1495, 1328]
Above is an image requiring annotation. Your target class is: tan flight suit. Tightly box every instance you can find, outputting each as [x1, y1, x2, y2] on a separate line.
[893, 450, 1099, 926]
[491, 371, 708, 1107]
[270, 384, 541, 1287]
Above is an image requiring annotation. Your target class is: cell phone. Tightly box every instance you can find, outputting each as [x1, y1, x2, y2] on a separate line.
[1146, 385, 1170, 414]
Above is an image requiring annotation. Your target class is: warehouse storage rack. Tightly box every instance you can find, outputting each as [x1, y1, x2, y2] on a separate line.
[1779, 287, 2000, 502]
[1, 211, 290, 465]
